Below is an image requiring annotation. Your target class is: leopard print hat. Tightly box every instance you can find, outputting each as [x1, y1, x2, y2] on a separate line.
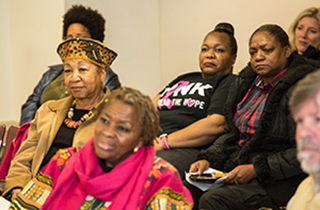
[57, 38, 117, 69]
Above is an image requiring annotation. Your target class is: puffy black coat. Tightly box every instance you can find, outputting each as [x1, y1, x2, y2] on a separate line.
[20, 64, 121, 125]
[301, 45, 320, 61]
[197, 54, 319, 206]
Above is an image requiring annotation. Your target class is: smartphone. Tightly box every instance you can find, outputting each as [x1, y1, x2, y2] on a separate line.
[189, 173, 218, 183]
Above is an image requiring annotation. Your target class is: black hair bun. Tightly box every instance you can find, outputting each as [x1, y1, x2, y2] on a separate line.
[214, 22, 235, 36]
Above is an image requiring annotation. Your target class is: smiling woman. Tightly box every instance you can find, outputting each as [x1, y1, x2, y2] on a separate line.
[10, 87, 193, 210]
[289, 7, 320, 60]
[93, 92, 152, 167]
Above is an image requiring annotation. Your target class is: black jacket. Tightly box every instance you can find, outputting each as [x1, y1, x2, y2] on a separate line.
[197, 54, 318, 206]
[302, 45, 320, 61]
[19, 64, 121, 125]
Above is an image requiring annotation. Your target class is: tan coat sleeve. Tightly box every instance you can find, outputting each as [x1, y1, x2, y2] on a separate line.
[4, 89, 110, 196]
[4, 113, 41, 194]
[4, 100, 63, 195]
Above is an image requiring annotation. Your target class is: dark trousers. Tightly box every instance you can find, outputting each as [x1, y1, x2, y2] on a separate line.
[157, 148, 200, 180]
[184, 179, 278, 210]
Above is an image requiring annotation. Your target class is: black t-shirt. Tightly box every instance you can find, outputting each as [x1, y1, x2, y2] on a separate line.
[39, 109, 88, 170]
[156, 72, 236, 135]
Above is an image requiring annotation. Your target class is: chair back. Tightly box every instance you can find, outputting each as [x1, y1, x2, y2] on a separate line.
[0, 125, 6, 155]
[0, 125, 19, 166]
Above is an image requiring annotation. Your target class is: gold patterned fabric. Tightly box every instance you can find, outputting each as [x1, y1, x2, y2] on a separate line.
[57, 38, 117, 69]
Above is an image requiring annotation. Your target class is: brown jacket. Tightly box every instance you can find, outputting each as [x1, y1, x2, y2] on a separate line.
[4, 89, 110, 195]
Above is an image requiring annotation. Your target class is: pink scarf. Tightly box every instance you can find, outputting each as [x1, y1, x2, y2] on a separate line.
[42, 137, 155, 210]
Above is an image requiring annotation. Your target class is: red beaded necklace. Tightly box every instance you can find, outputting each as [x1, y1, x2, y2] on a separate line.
[64, 99, 101, 129]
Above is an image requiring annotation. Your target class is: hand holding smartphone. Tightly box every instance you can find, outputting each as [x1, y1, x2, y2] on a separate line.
[189, 172, 226, 183]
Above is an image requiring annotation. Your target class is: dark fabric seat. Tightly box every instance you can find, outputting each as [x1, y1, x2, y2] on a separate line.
[0, 125, 19, 167]
[0, 125, 6, 157]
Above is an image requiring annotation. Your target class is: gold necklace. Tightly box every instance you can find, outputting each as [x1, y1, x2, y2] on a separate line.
[64, 99, 100, 129]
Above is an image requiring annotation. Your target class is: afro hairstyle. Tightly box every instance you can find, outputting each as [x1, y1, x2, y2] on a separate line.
[62, 5, 105, 42]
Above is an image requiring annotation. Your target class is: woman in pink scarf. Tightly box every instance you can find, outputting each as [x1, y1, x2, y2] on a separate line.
[10, 87, 193, 210]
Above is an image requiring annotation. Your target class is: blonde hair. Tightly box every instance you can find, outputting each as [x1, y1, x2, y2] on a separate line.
[289, 7, 320, 51]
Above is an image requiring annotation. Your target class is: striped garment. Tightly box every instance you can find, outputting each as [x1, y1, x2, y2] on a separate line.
[234, 70, 286, 147]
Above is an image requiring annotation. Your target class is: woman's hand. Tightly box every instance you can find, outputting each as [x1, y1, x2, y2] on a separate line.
[189, 160, 210, 175]
[11, 189, 21, 202]
[153, 137, 164, 151]
[224, 164, 257, 184]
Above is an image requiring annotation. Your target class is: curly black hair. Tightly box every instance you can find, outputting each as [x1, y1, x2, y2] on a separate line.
[62, 5, 105, 42]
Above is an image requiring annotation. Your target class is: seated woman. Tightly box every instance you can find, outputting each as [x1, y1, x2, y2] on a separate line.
[3, 37, 117, 201]
[19, 5, 121, 126]
[185, 24, 318, 209]
[288, 7, 320, 61]
[153, 22, 237, 179]
[10, 87, 193, 210]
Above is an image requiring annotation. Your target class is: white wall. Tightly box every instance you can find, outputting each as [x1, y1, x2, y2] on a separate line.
[0, 0, 14, 120]
[66, 0, 161, 98]
[1, 0, 319, 123]
[159, 0, 320, 85]
[0, 0, 64, 123]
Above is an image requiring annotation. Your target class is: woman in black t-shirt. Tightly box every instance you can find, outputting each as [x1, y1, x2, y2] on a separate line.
[153, 22, 238, 179]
